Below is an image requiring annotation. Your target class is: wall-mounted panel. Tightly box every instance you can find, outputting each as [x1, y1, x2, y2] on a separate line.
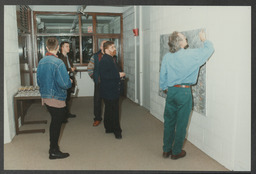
[159, 28, 206, 116]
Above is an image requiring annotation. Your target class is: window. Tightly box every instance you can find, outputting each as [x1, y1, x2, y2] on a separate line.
[33, 12, 123, 71]
[96, 16, 121, 34]
[82, 36, 93, 63]
[81, 15, 93, 34]
[36, 14, 79, 34]
[36, 36, 80, 62]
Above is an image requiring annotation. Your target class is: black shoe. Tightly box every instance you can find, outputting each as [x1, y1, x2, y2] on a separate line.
[67, 113, 76, 118]
[105, 130, 114, 133]
[62, 119, 68, 123]
[49, 149, 70, 159]
[114, 132, 122, 139]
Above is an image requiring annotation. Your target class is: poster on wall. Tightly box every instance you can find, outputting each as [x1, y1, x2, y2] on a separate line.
[159, 28, 207, 116]
[88, 26, 93, 33]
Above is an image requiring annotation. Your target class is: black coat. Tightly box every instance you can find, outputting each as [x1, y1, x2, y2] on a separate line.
[99, 54, 121, 100]
[57, 52, 76, 92]
[57, 52, 74, 72]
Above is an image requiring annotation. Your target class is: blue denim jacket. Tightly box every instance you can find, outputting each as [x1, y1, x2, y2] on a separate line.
[37, 55, 72, 101]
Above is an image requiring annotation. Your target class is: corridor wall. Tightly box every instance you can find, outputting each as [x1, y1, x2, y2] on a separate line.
[4, 6, 21, 143]
[148, 6, 251, 171]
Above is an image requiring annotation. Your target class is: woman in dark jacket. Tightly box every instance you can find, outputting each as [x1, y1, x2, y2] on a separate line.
[99, 41, 125, 139]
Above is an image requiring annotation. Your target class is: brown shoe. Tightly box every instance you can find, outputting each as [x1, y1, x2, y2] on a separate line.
[93, 120, 101, 127]
[162, 150, 172, 158]
[171, 150, 186, 160]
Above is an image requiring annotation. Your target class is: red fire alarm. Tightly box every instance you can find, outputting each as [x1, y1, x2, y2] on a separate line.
[133, 28, 139, 36]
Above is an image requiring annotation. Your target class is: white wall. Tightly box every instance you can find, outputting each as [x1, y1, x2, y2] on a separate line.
[141, 6, 151, 110]
[75, 72, 94, 97]
[123, 7, 136, 101]
[4, 5, 21, 143]
[123, 6, 151, 109]
[147, 6, 250, 171]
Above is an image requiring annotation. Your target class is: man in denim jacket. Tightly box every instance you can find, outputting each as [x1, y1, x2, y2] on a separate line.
[37, 37, 72, 159]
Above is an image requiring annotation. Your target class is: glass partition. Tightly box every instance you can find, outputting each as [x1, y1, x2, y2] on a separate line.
[36, 36, 80, 63]
[96, 16, 120, 34]
[68, 37, 80, 64]
[82, 36, 93, 63]
[36, 14, 79, 34]
[81, 15, 93, 33]
[34, 12, 122, 68]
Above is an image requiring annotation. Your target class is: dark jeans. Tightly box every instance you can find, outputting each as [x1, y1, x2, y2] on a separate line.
[45, 104, 66, 150]
[94, 83, 102, 121]
[103, 98, 122, 134]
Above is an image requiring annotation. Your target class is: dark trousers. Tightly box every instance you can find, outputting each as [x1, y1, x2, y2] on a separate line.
[94, 83, 102, 121]
[103, 98, 122, 133]
[163, 87, 192, 155]
[45, 105, 66, 150]
[65, 88, 72, 115]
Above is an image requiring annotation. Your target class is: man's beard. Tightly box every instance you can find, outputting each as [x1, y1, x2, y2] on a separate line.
[110, 50, 116, 56]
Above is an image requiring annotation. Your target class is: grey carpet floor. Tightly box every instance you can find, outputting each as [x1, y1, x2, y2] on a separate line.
[4, 97, 229, 171]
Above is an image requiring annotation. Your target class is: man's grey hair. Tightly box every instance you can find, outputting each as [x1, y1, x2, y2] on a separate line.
[168, 31, 183, 53]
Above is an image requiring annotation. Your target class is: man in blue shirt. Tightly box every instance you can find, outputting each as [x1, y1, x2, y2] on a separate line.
[160, 30, 214, 159]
